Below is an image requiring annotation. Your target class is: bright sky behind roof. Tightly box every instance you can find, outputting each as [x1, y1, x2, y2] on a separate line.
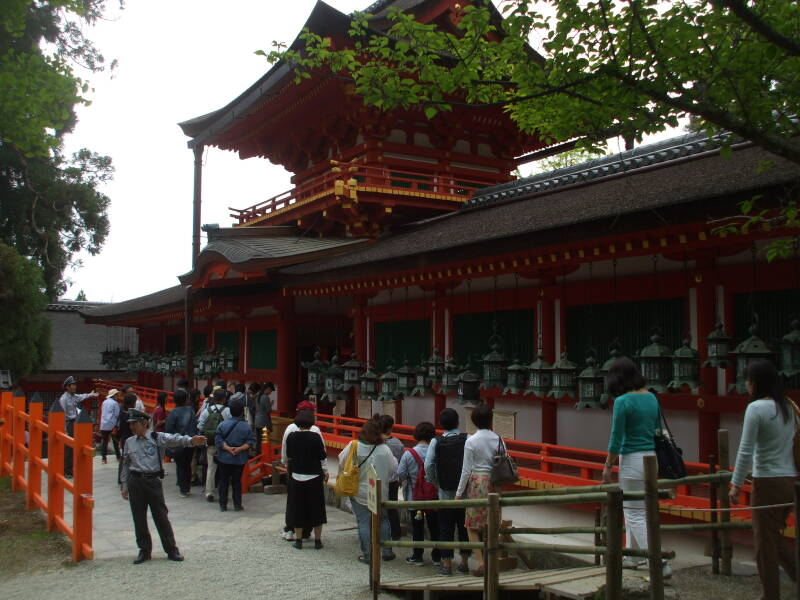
[62, 0, 676, 304]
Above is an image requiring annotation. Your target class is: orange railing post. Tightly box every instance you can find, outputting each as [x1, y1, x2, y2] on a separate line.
[0, 390, 11, 477]
[72, 410, 94, 561]
[47, 400, 65, 533]
[27, 394, 45, 510]
[11, 391, 25, 491]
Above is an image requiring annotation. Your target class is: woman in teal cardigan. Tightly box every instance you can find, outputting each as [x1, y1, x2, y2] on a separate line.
[601, 356, 669, 578]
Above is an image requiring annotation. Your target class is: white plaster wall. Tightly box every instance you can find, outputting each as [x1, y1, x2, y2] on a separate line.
[492, 396, 542, 443]
[556, 404, 613, 451]
[663, 409, 699, 463]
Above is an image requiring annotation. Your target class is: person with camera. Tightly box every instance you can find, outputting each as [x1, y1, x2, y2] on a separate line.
[119, 409, 206, 564]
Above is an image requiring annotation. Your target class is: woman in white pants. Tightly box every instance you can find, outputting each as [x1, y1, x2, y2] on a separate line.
[601, 356, 671, 579]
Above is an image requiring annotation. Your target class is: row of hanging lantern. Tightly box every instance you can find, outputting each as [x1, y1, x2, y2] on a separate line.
[112, 350, 238, 378]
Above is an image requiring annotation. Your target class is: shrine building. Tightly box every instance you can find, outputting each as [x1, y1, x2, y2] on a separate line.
[81, 0, 800, 462]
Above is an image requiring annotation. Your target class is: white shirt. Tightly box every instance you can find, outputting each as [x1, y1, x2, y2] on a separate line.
[455, 428, 500, 498]
[732, 398, 797, 487]
[281, 423, 326, 480]
[134, 397, 145, 412]
[100, 397, 120, 431]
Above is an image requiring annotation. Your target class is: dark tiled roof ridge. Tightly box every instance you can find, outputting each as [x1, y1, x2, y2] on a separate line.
[363, 0, 396, 14]
[48, 301, 109, 311]
[465, 131, 733, 209]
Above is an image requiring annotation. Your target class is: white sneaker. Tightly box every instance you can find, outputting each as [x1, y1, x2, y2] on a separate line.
[622, 557, 646, 569]
[282, 530, 295, 541]
[662, 562, 673, 579]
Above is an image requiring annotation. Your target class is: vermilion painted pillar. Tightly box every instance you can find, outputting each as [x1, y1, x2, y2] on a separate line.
[695, 267, 717, 395]
[277, 297, 297, 414]
[434, 392, 446, 428]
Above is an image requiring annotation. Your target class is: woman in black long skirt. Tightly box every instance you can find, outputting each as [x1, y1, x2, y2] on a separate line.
[285, 410, 328, 549]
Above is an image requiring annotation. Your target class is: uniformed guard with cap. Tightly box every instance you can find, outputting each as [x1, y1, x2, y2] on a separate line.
[120, 408, 206, 564]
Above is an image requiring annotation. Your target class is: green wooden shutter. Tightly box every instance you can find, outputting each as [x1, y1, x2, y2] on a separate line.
[165, 334, 182, 354]
[192, 333, 207, 354]
[566, 298, 684, 366]
[375, 319, 431, 371]
[453, 309, 534, 365]
[215, 330, 240, 354]
[248, 330, 278, 370]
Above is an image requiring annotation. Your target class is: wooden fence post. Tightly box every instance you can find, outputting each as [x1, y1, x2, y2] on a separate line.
[794, 481, 800, 600]
[27, 395, 45, 510]
[0, 390, 10, 476]
[708, 454, 720, 575]
[717, 429, 732, 576]
[47, 400, 65, 533]
[605, 489, 624, 600]
[12, 392, 25, 492]
[72, 410, 94, 561]
[486, 492, 501, 600]
[644, 455, 665, 600]
[594, 507, 603, 566]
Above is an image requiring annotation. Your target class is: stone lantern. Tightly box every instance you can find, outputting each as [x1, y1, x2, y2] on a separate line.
[341, 353, 364, 391]
[457, 360, 481, 405]
[360, 364, 379, 400]
[576, 351, 606, 409]
[702, 323, 733, 369]
[668, 337, 700, 392]
[524, 351, 552, 397]
[441, 355, 461, 393]
[503, 359, 527, 395]
[729, 321, 775, 394]
[396, 360, 415, 398]
[636, 331, 673, 393]
[547, 352, 577, 399]
[302, 349, 328, 396]
[377, 364, 400, 402]
[780, 319, 800, 379]
[426, 347, 445, 388]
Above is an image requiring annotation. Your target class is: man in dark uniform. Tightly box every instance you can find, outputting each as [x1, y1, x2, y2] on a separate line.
[120, 409, 206, 564]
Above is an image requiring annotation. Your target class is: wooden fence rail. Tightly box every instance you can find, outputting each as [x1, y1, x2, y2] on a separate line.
[0, 390, 94, 561]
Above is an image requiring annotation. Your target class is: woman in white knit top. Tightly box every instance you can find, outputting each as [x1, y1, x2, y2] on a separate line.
[730, 360, 797, 600]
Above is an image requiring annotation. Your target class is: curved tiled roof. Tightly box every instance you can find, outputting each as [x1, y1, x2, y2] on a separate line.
[79, 286, 185, 320]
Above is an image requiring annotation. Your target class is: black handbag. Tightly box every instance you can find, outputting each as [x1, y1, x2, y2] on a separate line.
[654, 406, 686, 479]
[490, 434, 519, 487]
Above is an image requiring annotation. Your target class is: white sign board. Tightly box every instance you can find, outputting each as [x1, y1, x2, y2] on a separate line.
[366, 464, 378, 514]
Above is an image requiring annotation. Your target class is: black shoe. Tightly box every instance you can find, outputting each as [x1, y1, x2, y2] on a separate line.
[314, 539, 323, 550]
[167, 550, 184, 562]
[220, 505, 227, 512]
[233, 505, 243, 512]
[293, 540, 302, 550]
[133, 550, 151, 564]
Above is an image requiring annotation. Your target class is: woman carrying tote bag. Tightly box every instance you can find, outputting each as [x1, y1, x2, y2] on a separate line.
[730, 360, 797, 600]
[601, 356, 672, 579]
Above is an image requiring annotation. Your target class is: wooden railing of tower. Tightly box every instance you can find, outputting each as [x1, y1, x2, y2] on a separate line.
[0, 389, 95, 562]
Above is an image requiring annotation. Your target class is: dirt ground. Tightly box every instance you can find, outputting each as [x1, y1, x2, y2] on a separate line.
[667, 564, 793, 600]
[0, 477, 72, 580]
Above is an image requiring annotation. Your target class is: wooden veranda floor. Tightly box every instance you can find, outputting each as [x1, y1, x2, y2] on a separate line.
[381, 565, 613, 599]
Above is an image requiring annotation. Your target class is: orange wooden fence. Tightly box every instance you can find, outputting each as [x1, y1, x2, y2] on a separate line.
[0, 390, 94, 561]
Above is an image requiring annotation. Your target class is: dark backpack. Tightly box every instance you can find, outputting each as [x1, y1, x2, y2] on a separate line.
[434, 432, 468, 491]
[203, 405, 225, 444]
[408, 448, 438, 502]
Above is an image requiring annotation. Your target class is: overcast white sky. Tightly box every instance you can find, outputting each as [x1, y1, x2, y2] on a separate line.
[61, 0, 676, 304]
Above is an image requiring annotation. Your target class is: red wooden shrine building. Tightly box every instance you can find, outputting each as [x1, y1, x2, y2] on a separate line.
[82, 0, 800, 464]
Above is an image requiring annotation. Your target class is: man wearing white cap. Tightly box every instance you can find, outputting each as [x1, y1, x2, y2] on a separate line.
[100, 389, 122, 464]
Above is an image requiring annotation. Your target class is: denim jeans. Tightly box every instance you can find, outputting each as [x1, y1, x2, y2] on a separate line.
[351, 498, 392, 560]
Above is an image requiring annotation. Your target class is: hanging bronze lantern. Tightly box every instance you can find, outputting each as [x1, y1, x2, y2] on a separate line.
[426, 347, 445, 388]
[481, 328, 507, 390]
[302, 349, 328, 395]
[669, 337, 700, 392]
[411, 356, 427, 397]
[224, 351, 237, 373]
[503, 359, 527, 395]
[322, 354, 344, 402]
[441, 355, 461, 393]
[524, 350, 552, 397]
[341, 353, 364, 391]
[780, 319, 800, 379]
[548, 352, 577, 399]
[577, 351, 606, 409]
[636, 331, 673, 393]
[396, 360, 415, 398]
[377, 363, 400, 402]
[729, 319, 775, 394]
[703, 323, 733, 369]
[193, 359, 201, 380]
[360, 363, 379, 400]
[457, 360, 481, 405]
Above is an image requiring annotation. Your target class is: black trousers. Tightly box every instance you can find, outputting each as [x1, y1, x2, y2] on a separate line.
[173, 448, 194, 494]
[218, 462, 244, 509]
[127, 475, 177, 554]
[408, 509, 441, 561]
[438, 507, 471, 559]
[64, 419, 75, 476]
[387, 481, 401, 540]
[100, 430, 120, 460]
